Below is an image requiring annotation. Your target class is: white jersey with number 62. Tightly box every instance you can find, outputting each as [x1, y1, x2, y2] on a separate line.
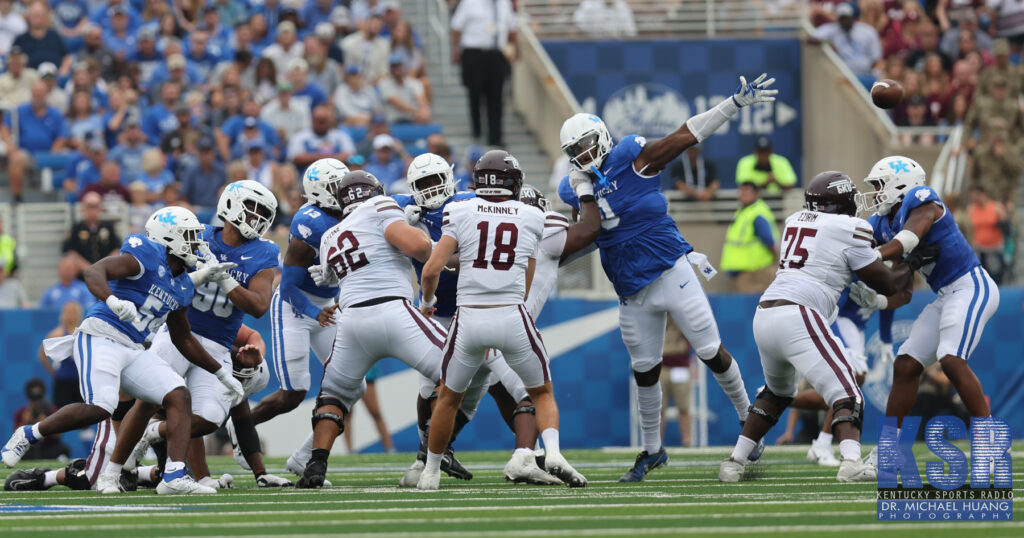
[442, 198, 544, 306]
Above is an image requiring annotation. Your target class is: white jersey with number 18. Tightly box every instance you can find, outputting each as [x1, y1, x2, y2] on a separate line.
[442, 198, 544, 306]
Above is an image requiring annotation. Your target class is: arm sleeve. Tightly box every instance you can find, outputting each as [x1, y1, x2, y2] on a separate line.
[752, 216, 775, 249]
[279, 265, 323, 319]
[879, 308, 894, 343]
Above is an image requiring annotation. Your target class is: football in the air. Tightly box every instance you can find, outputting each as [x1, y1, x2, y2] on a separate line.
[870, 79, 904, 109]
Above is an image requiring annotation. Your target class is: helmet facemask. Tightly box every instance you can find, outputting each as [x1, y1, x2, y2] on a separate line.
[236, 199, 275, 239]
[411, 172, 454, 210]
[562, 132, 608, 172]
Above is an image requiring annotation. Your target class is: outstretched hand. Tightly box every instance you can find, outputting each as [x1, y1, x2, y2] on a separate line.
[732, 73, 778, 107]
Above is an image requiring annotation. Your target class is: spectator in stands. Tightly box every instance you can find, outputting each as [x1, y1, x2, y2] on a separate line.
[0, 0, 26, 57]
[199, 4, 231, 56]
[451, 0, 516, 147]
[940, 10, 993, 60]
[345, 154, 366, 171]
[0, 215, 15, 277]
[13, 1, 71, 74]
[905, 21, 952, 72]
[62, 136, 104, 198]
[365, 133, 409, 194]
[978, 39, 1020, 96]
[378, 52, 430, 124]
[2, 80, 70, 203]
[810, 2, 881, 78]
[108, 115, 152, 184]
[333, 65, 380, 127]
[287, 104, 356, 170]
[573, 0, 638, 38]
[77, 23, 117, 81]
[660, 320, 692, 447]
[720, 181, 778, 293]
[987, 0, 1024, 48]
[261, 80, 312, 141]
[263, 20, 304, 75]
[38, 300, 83, 408]
[968, 185, 1007, 284]
[734, 137, 797, 193]
[357, 113, 392, 156]
[138, 148, 173, 202]
[127, 181, 153, 232]
[67, 90, 104, 149]
[80, 161, 129, 203]
[897, 95, 938, 145]
[964, 74, 1020, 149]
[249, 57, 279, 105]
[243, 139, 277, 189]
[61, 191, 120, 274]
[38, 63, 66, 111]
[457, 144, 485, 191]
[304, 35, 342, 98]
[665, 146, 718, 201]
[212, 0, 246, 29]
[39, 257, 94, 310]
[808, 0, 846, 27]
[224, 98, 282, 158]
[390, 19, 429, 100]
[185, 30, 220, 82]
[181, 136, 227, 217]
[103, 4, 137, 62]
[970, 116, 1024, 202]
[286, 58, 329, 110]
[315, 21, 345, 65]
[0, 251, 28, 307]
[129, 27, 163, 81]
[342, 13, 390, 83]
[14, 379, 69, 459]
[148, 52, 201, 98]
[0, 46, 38, 109]
[103, 87, 138, 148]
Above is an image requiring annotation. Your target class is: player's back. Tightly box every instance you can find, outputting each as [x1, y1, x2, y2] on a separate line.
[444, 197, 544, 306]
[321, 195, 413, 309]
[289, 203, 341, 298]
[761, 210, 878, 320]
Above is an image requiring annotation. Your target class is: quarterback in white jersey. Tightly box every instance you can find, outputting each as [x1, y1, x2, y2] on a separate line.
[719, 172, 913, 484]
[417, 150, 587, 490]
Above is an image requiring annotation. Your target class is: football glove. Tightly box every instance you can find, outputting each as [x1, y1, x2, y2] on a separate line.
[105, 295, 139, 322]
[905, 243, 940, 271]
[732, 73, 778, 107]
[404, 205, 422, 225]
[308, 264, 338, 287]
[189, 261, 238, 286]
[849, 281, 886, 310]
[849, 354, 868, 376]
[879, 342, 895, 365]
[569, 169, 594, 199]
[215, 367, 245, 404]
[257, 473, 293, 487]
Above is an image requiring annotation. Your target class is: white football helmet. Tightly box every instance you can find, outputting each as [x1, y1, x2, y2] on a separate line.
[217, 180, 279, 239]
[145, 206, 207, 266]
[855, 155, 927, 215]
[406, 152, 455, 210]
[559, 113, 613, 173]
[302, 158, 350, 211]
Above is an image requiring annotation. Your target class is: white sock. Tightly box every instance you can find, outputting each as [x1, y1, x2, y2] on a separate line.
[30, 423, 43, 441]
[815, 432, 833, 446]
[43, 470, 59, 487]
[104, 462, 123, 476]
[712, 360, 750, 422]
[164, 460, 185, 474]
[291, 432, 315, 468]
[143, 421, 163, 442]
[839, 439, 861, 461]
[730, 435, 757, 461]
[540, 428, 560, 458]
[636, 383, 663, 454]
[514, 447, 533, 457]
[137, 465, 157, 486]
[425, 450, 443, 473]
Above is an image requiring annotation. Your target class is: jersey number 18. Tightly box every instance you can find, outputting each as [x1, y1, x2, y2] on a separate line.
[473, 222, 518, 271]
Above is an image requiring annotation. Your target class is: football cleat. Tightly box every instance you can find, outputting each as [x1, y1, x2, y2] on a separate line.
[119, 468, 139, 491]
[257, 473, 293, 487]
[441, 446, 472, 480]
[198, 476, 221, 490]
[4, 467, 50, 491]
[503, 451, 561, 485]
[398, 458, 425, 487]
[97, 470, 124, 494]
[286, 455, 331, 486]
[864, 445, 878, 468]
[2, 426, 33, 467]
[156, 474, 217, 495]
[544, 452, 587, 488]
[837, 458, 877, 482]
[534, 449, 546, 470]
[296, 459, 327, 489]
[416, 468, 441, 491]
[807, 444, 840, 467]
[718, 457, 745, 482]
[226, 419, 251, 471]
[619, 447, 668, 482]
[64, 459, 91, 490]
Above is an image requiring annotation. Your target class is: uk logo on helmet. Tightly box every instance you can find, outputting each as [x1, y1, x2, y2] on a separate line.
[887, 160, 910, 173]
[157, 212, 177, 225]
[307, 167, 320, 181]
[227, 182, 243, 193]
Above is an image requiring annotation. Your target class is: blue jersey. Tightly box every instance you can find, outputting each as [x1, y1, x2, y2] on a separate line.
[186, 226, 280, 349]
[872, 186, 979, 292]
[558, 135, 692, 297]
[288, 204, 341, 298]
[393, 191, 476, 318]
[85, 234, 194, 344]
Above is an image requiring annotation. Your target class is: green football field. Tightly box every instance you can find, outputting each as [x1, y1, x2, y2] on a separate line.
[1, 445, 1021, 537]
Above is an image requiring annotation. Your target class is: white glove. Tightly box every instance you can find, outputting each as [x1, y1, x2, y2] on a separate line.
[105, 295, 139, 322]
[215, 367, 245, 404]
[198, 243, 217, 264]
[257, 473, 293, 487]
[732, 73, 778, 107]
[217, 473, 234, 489]
[879, 343, 895, 365]
[850, 353, 868, 377]
[569, 169, 594, 198]
[190, 261, 238, 286]
[404, 205, 422, 225]
[849, 281, 886, 310]
[308, 264, 338, 287]
[198, 476, 221, 489]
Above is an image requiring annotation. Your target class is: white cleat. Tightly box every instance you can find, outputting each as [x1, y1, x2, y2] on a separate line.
[156, 474, 217, 495]
[399, 459, 425, 487]
[807, 444, 841, 467]
[837, 458, 877, 482]
[544, 452, 587, 488]
[2, 427, 31, 468]
[718, 458, 745, 482]
[864, 445, 878, 468]
[286, 455, 331, 486]
[416, 468, 441, 491]
[198, 476, 221, 490]
[96, 470, 123, 494]
[226, 419, 250, 471]
[125, 438, 151, 469]
[504, 451, 561, 485]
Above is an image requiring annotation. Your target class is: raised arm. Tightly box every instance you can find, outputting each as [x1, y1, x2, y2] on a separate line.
[82, 253, 143, 301]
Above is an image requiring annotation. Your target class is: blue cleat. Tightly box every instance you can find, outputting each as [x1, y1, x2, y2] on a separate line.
[618, 447, 668, 482]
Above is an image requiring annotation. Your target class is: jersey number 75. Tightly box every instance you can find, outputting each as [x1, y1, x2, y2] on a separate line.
[778, 227, 817, 270]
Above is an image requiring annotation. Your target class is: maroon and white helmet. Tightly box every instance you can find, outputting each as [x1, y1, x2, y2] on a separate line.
[473, 149, 524, 198]
[333, 170, 385, 216]
[518, 184, 551, 212]
[804, 171, 858, 216]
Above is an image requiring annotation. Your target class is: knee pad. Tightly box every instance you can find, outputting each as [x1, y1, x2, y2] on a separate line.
[695, 343, 721, 362]
[747, 387, 793, 426]
[112, 399, 136, 422]
[830, 398, 863, 431]
[632, 363, 661, 387]
[512, 403, 536, 418]
[311, 396, 347, 433]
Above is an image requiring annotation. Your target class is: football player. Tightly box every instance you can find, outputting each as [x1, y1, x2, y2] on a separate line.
[852, 156, 999, 465]
[719, 172, 913, 483]
[295, 170, 482, 489]
[417, 149, 587, 490]
[101, 182, 281, 491]
[1, 208, 243, 495]
[557, 74, 777, 481]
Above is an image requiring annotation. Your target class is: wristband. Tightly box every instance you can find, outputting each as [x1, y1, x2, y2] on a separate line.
[574, 182, 595, 198]
[218, 276, 240, 294]
[421, 295, 437, 308]
[875, 294, 888, 310]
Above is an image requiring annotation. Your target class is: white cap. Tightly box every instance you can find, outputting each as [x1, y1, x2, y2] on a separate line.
[372, 134, 394, 150]
[288, 57, 309, 73]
